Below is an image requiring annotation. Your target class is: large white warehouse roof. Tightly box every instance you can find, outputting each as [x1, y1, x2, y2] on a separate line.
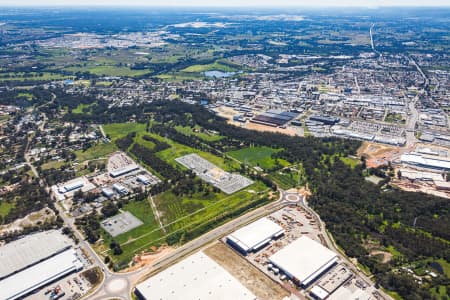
[401, 153, 450, 171]
[135, 251, 256, 300]
[0, 230, 72, 279]
[227, 217, 284, 253]
[269, 236, 338, 286]
[0, 248, 83, 300]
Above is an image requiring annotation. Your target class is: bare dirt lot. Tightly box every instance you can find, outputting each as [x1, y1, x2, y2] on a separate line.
[124, 245, 174, 272]
[244, 122, 297, 136]
[204, 242, 289, 300]
[0, 208, 56, 236]
[357, 142, 400, 168]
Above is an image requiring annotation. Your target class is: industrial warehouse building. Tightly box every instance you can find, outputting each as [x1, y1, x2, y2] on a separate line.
[226, 217, 284, 254]
[251, 109, 298, 127]
[0, 230, 83, 300]
[109, 164, 139, 178]
[269, 236, 338, 287]
[58, 179, 84, 193]
[135, 251, 257, 300]
[400, 152, 450, 171]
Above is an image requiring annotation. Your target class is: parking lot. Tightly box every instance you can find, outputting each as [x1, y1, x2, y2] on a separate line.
[29, 270, 91, 300]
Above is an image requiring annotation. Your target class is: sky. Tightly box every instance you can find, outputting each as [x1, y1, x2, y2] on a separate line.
[0, 0, 448, 7]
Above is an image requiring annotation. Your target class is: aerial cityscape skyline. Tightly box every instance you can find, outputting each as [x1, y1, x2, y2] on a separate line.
[0, 5, 448, 300]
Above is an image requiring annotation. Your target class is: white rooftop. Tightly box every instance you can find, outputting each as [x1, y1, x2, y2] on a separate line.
[269, 236, 338, 286]
[0, 230, 72, 279]
[310, 285, 330, 300]
[401, 153, 450, 170]
[227, 217, 284, 252]
[135, 251, 257, 300]
[0, 248, 83, 300]
[328, 286, 371, 300]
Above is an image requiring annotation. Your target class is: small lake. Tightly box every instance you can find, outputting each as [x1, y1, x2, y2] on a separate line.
[204, 70, 236, 78]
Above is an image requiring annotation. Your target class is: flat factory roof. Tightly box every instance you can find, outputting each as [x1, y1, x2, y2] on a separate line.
[110, 165, 139, 177]
[135, 251, 257, 300]
[401, 153, 450, 170]
[0, 248, 83, 300]
[269, 236, 338, 286]
[328, 286, 371, 300]
[0, 230, 72, 279]
[227, 217, 284, 253]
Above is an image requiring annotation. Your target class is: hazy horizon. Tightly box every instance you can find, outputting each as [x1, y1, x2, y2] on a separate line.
[0, 0, 449, 7]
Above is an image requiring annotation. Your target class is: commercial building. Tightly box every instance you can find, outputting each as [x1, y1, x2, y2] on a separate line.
[102, 187, 115, 198]
[401, 152, 450, 171]
[269, 236, 338, 287]
[0, 249, 83, 300]
[113, 183, 128, 195]
[0, 231, 82, 300]
[135, 251, 256, 300]
[109, 165, 139, 178]
[227, 217, 284, 254]
[0, 230, 73, 279]
[309, 115, 340, 125]
[327, 286, 371, 300]
[251, 110, 298, 127]
[58, 180, 84, 194]
[137, 175, 151, 185]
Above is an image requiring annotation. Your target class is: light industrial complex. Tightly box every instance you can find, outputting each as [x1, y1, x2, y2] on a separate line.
[0, 230, 83, 300]
[226, 217, 284, 254]
[135, 251, 257, 300]
[269, 236, 338, 287]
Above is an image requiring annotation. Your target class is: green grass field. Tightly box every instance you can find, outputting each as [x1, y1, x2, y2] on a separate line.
[102, 200, 163, 263]
[75, 142, 117, 162]
[0, 72, 72, 82]
[40, 160, 67, 170]
[269, 170, 301, 189]
[181, 61, 236, 73]
[65, 65, 151, 77]
[174, 125, 223, 142]
[155, 73, 203, 82]
[0, 201, 14, 218]
[339, 156, 359, 168]
[17, 92, 33, 100]
[72, 103, 94, 114]
[227, 146, 290, 170]
[103, 122, 147, 141]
